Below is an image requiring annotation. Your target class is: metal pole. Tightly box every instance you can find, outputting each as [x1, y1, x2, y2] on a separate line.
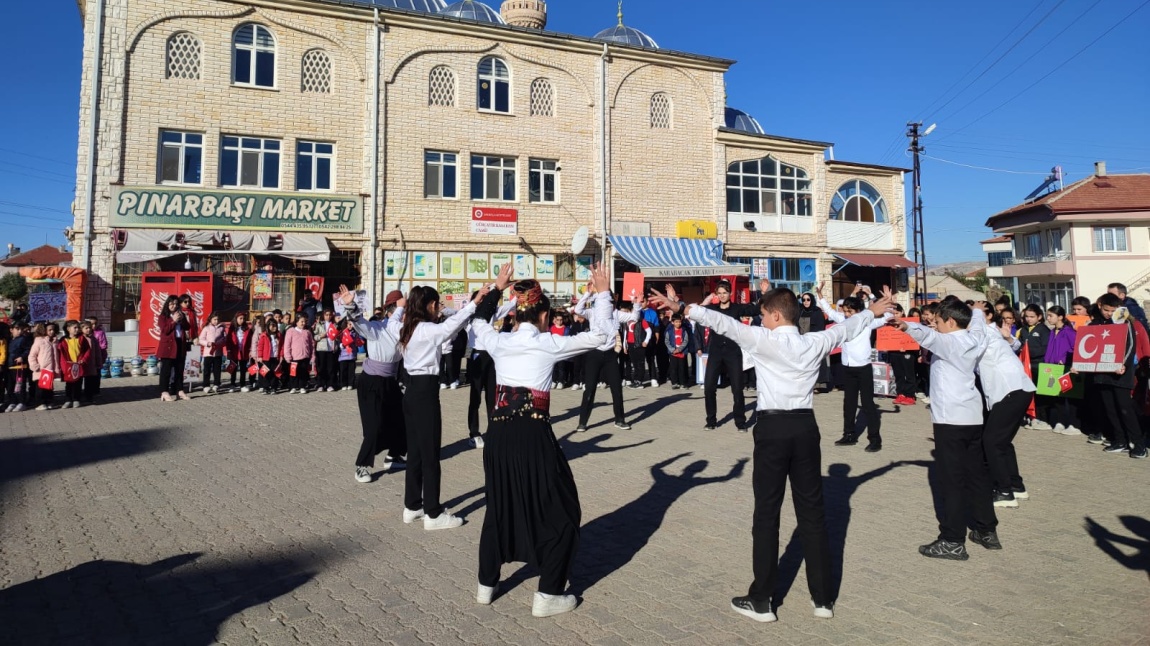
[81, 0, 106, 275]
[370, 9, 381, 304]
[907, 122, 927, 305]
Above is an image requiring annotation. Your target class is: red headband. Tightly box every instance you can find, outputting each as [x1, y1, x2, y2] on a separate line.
[513, 280, 544, 311]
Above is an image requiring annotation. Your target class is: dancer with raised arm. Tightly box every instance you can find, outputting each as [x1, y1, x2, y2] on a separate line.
[573, 283, 640, 432]
[648, 285, 894, 624]
[471, 262, 615, 618]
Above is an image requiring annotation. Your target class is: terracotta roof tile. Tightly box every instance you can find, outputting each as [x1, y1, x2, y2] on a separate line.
[986, 173, 1150, 226]
[0, 244, 73, 267]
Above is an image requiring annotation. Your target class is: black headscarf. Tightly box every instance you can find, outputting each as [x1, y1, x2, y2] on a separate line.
[799, 293, 826, 333]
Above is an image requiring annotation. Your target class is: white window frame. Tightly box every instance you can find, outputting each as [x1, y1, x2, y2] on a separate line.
[477, 57, 511, 114]
[1093, 226, 1128, 253]
[528, 158, 559, 203]
[221, 135, 281, 189]
[829, 179, 887, 223]
[232, 23, 277, 89]
[470, 154, 517, 202]
[727, 157, 813, 217]
[424, 150, 458, 200]
[296, 141, 335, 192]
[158, 130, 204, 186]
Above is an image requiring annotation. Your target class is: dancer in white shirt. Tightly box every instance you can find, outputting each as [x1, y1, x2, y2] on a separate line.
[573, 287, 640, 432]
[648, 285, 894, 624]
[397, 284, 486, 530]
[470, 262, 615, 618]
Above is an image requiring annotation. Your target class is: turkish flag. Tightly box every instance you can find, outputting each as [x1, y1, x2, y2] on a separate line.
[1020, 342, 1036, 419]
[306, 276, 324, 302]
[1073, 324, 1128, 373]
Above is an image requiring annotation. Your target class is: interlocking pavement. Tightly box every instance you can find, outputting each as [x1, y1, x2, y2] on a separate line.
[1, 378, 1148, 645]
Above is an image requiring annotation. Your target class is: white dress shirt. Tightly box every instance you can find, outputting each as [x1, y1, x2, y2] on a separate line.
[469, 301, 516, 352]
[401, 302, 477, 375]
[575, 291, 639, 352]
[968, 313, 1035, 408]
[817, 298, 889, 367]
[473, 291, 613, 391]
[687, 306, 879, 411]
[904, 323, 984, 425]
[347, 304, 403, 364]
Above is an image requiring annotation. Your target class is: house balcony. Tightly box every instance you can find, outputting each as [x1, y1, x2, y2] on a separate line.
[999, 251, 1074, 278]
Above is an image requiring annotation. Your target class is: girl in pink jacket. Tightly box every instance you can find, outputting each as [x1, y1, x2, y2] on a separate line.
[283, 316, 315, 394]
[198, 312, 226, 394]
[27, 323, 60, 411]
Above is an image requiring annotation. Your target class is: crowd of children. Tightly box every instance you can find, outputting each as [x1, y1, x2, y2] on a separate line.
[0, 317, 108, 412]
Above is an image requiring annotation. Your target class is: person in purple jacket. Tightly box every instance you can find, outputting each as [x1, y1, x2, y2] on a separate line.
[86, 316, 109, 400]
[1042, 306, 1080, 435]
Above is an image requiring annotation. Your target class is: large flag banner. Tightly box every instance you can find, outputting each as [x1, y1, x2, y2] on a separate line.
[306, 276, 324, 302]
[1072, 324, 1127, 373]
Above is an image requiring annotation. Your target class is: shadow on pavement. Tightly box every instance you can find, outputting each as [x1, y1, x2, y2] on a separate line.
[0, 429, 173, 487]
[1085, 516, 1150, 581]
[0, 550, 323, 645]
[568, 453, 747, 596]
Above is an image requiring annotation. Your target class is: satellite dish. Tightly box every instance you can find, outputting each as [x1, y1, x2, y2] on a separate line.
[571, 226, 589, 255]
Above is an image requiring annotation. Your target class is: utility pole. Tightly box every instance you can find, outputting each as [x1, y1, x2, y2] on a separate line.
[907, 122, 933, 305]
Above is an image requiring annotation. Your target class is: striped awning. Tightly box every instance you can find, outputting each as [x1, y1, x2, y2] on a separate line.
[609, 236, 749, 278]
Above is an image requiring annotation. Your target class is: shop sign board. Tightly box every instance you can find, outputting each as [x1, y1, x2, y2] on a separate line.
[675, 220, 717, 239]
[110, 186, 363, 233]
[611, 222, 651, 237]
[470, 207, 517, 236]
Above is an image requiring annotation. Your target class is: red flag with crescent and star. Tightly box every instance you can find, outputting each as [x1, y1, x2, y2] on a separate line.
[1073, 324, 1127, 373]
[1020, 342, 1036, 419]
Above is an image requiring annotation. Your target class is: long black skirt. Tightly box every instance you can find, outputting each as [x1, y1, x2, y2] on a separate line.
[478, 414, 581, 595]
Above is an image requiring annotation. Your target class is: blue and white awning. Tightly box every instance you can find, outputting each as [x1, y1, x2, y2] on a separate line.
[609, 236, 750, 278]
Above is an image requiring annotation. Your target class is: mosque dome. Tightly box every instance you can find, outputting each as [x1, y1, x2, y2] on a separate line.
[366, 0, 447, 12]
[724, 107, 764, 134]
[441, 0, 507, 23]
[593, 2, 658, 48]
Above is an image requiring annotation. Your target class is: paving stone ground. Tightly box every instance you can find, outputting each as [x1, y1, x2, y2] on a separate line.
[1, 377, 1148, 645]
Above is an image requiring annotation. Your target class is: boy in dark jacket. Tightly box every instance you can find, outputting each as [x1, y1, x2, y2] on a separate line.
[665, 313, 694, 389]
[4, 322, 32, 412]
[1094, 294, 1147, 458]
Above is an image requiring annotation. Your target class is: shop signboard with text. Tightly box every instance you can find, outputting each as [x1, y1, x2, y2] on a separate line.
[470, 207, 518, 236]
[110, 186, 363, 233]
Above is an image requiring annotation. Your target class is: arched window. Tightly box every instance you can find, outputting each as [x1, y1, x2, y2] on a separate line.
[725, 156, 812, 216]
[429, 65, 456, 107]
[301, 49, 331, 93]
[166, 32, 201, 80]
[477, 57, 510, 113]
[530, 78, 553, 116]
[232, 23, 276, 88]
[830, 180, 888, 223]
[650, 92, 672, 129]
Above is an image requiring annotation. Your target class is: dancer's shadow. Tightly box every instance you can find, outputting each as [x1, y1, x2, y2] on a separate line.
[1085, 516, 1150, 581]
[774, 460, 925, 607]
[569, 453, 747, 595]
[627, 393, 693, 425]
[0, 429, 173, 488]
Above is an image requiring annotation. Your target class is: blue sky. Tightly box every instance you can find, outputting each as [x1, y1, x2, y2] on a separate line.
[1, 0, 1148, 264]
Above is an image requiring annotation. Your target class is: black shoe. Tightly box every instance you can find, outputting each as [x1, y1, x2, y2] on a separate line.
[1086, 433, 1105, 444]
[614, 421, 632, 431]
[968, 529, 1002, 550]
[704, 424, 717, 431]
[918, 539, 969, 561]
[575, 425, 588, 433]
[992, 490, 1018, 508]
[1104, 444, 1129, 454]
[671, 384, 681, 390]
[864, 442, 882, 453]
[1131, 447, 1148, 459]
[736, 425, 749, 433]
[730, 596, 776, 623]
[834, 435, 858, 446]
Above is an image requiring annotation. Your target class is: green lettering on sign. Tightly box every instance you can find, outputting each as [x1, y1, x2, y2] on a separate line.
[110, 186, 364, 233]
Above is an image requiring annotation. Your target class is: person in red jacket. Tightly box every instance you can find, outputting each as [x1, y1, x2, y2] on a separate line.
[56, 319, 91, 409]
[157, 296, 190, 402]
[226, 312, 253, 392]
[257, 319, 285, 394]
[178, 294, 199, 347]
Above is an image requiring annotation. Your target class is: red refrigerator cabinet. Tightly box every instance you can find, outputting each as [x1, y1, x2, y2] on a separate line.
[137, 272, 216, 358]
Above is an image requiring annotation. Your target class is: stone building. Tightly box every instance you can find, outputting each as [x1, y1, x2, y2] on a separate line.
[73, 0, 908, 327]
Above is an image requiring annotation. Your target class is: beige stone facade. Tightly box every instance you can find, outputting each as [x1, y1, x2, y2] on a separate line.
[74, 0, 906, 324]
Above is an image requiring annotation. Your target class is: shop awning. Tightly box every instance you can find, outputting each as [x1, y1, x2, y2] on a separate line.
[116, 229, 331, 263]
[609, 236, 749, 278]
[833, 253, 914, 269]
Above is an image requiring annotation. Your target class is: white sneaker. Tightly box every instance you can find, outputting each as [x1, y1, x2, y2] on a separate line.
[1052, 423, 1066, 433]
[327, 387, 336, 392]
[13, 404, 26, 412]
[403, 508, 425, 524]
[598, 382, 606, 388]
[470, 436, 485, 449]
[477, 583, 497, 605]
[35, 404, 49, 411]
[811, 600, 834, 619]
[355, 466, 371, 483]
[1029, 419, 1053, 431]
[649, 379, 659, 388]
[1057, 425, 1082, 436]
[423, 511, 464, 531]
[440, 383, 448, 390]
[381, 456, 393, 472]
[3, 404, 13, 413]
[531, 592, 577, 618]
[450, 381, 460, 390]
[241, 387, 251, 393]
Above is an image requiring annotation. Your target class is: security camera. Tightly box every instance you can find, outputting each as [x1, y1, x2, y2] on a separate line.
[743, 221, 756, 231]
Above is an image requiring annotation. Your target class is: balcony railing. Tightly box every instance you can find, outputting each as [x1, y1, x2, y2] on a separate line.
[1004, 251, 1071, 265]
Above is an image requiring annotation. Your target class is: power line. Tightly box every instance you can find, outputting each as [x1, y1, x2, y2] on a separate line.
[0, 146, 75, 167]
[0, 209, 74, 223]
[932, 142, 1150, 164]
[0, 160, 74, 179]
[0, 200, 73, 215]
[0, 169, 74, 185]
[918, 152, 1051, 175]
[938, 0, 1150, 140]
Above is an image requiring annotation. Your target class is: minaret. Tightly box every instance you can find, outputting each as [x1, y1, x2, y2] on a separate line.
[500, 0, 547, 29]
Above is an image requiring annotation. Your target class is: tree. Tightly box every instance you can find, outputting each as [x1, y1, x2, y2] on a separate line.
[0, 272, 27, 303]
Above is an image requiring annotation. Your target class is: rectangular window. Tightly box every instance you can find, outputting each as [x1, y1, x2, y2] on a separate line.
[159, 130, 203, 185]
[987, 251, 1011, 268]
[1024, 233, 1041, 258]
[470, 155, 516, 201]
[296, 141, 334, 191]
[1047, 229, 1062, 254]
[528, 158, 558, 203]
[1093, 226, 1128, 252]
[221, 136, 280, 189]
[424, 151, 458, 199]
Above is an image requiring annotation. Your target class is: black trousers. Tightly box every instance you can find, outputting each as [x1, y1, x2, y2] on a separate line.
[1099, 383, 1146, 450]
[315, 351, 337, 389]
[339, 360, 357, 388]
[644, 340, 659, 384]
[82, 375, 99, 402]
[933, 424, 997, 543]
[64, 380, 83, 403]
[748, 410, 832, 606]
[579, 349, 627, 426]
[229, 360, 250, 387]
[627, 343, 647, 384]
[705, 349, 746, 427]
[889, 352, 916, 398]
[441, 344, 466, 386]
[356, 373, 407, 466]
[983, 389, 1030, 492]
[290, 359, 311, 390]
[158, 351, 186, 396]
[5, 369, 30, 405]
[201, 356, 222, 388]
[467, 351, 496, 438]
[841, 365, 880, 441]
[669, 355, 689, 386]
[260, 359, 282, 391]
[403, 376, 446, 518]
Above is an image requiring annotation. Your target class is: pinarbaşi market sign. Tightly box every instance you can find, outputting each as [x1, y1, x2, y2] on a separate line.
[110, 186, 363, 233]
